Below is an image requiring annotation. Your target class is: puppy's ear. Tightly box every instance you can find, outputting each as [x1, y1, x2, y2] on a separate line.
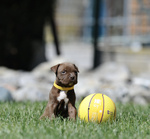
[51, 64, 60, 74]
[74, 64, 79, 72]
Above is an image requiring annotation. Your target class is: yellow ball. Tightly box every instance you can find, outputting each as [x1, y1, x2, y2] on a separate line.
[78, 93, 116, 123]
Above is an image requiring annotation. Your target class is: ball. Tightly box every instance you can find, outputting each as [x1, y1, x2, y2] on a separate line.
[78, 93, 116, 123]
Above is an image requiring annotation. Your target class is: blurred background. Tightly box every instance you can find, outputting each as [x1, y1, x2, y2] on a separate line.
[0, 0, 150, 104]
[48, 0, 150, 74]
[1, 0, 150, 73]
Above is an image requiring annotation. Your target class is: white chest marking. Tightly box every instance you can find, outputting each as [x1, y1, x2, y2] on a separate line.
[57, 91, 69, 109]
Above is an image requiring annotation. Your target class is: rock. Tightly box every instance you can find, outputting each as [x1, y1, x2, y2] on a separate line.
[0, 60, 150, 105]
[133, 96, 147, 105]
[2, 84, 17, 92]
[132, 77, 150, 89]
[99, 82, 130, 103]
[12, 83, 51, 101]
[76, 69, 130, 103]
[0, 87, 13, 101]
[13, 87, 46, 102]
[129, 85, 150, 103]
[0, 67, 19, 87]
[94, 62, 130, 82]
[75, 72, 102, 100]
[17, 72, 37, 87]
[0, 67, 15, 75]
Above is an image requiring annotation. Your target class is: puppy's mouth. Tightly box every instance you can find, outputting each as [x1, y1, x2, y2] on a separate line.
[68, 81, 77, 87]
[58, 79, 77, 87]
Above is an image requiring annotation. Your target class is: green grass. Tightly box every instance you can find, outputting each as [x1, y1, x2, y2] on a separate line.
[0, 101, 149, 139]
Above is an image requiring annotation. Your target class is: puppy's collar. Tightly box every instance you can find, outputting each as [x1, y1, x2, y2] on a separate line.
[53, 81, 74, 91]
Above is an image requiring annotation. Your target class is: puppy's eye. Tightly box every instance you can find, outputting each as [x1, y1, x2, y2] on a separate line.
[61, 71, 66, 74]
[75, 71, 78, 75]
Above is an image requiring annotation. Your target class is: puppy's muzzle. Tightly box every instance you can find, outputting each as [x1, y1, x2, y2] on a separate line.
[70, 75, 75, 81]
[69, 73, 77, 81]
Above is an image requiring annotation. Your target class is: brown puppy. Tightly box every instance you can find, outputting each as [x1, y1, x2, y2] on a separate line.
[40, 62, 79, 120]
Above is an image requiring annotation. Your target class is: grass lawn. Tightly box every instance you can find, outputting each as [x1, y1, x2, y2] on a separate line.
[0, 101, 149, 139]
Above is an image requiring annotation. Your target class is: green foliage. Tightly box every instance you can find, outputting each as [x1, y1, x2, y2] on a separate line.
[0, 101, 149, 139]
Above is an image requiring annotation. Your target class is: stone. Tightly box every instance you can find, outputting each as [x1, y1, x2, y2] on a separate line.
[76, 73, 101, 100]
[13, 87, 47, 102]
[12, 83, 51, 101]
[94, 62, 130, 82]
[132, 77, 150, 89]
[0, 67, 19, 87]
[2, 84, 17, 92]
[100, 83, 130, 103]
[0, 60, 150, 105]
[0, 87, 13, 101]
[133, 96, 147, 105]
[17, 72, 36, 87]
[76, 68, 130, 103]
[129, 85, 150, 104]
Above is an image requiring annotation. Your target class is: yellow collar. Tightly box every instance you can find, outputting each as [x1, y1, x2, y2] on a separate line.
[53, 81, 74, 91]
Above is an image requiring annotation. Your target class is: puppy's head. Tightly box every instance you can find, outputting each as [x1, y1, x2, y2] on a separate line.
[51, 62, 79, 87]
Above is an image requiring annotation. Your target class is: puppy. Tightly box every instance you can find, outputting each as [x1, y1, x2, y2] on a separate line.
[40, 62, 79, 120]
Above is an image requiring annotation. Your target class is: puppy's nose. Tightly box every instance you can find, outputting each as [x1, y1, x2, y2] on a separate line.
[70, 76, 75, 81]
